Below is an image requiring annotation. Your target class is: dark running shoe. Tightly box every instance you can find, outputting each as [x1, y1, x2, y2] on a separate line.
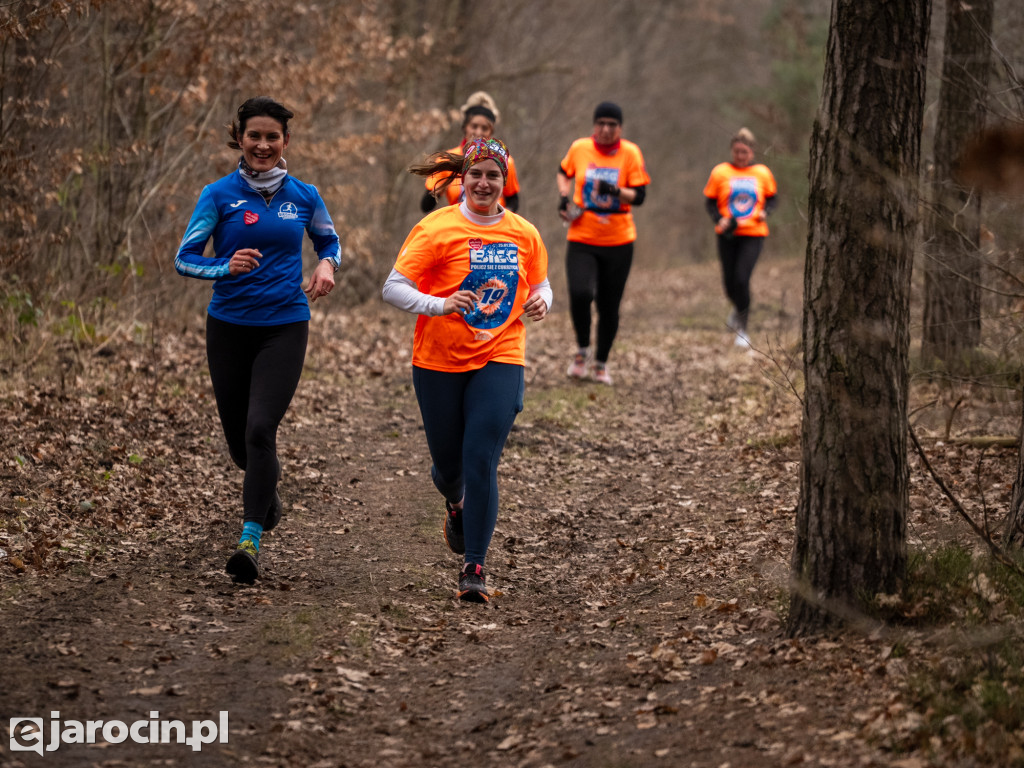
[443, 500, 465, 555]
[458, 563, 489, 603]
[263, 490, 282, 533]
[226, 540, 259, 584]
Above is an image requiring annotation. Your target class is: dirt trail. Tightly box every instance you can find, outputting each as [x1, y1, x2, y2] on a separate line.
[0, 260, 937, 767]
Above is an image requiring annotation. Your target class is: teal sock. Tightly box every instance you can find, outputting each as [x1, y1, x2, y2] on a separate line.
[239, 521, 263, 551]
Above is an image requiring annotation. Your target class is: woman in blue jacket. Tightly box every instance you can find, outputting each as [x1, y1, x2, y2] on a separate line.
[175, 96, 341, 583]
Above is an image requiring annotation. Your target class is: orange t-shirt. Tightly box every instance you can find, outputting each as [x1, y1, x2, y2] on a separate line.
[560, 137, 650, 247]
[394, 204, 548, 372]
[425, 144, 521, 208]
[703, 162, 777, 237]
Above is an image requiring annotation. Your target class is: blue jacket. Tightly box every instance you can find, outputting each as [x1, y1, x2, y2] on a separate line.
[175, 171, 341, 326]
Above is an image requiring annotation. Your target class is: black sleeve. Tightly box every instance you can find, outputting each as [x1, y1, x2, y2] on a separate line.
[629, 185, 647, 206]
[420, 191, 437, 214]
[504, 193, 520, 213]
[764, 194, 778, 216]
[705, 197, 720, 223]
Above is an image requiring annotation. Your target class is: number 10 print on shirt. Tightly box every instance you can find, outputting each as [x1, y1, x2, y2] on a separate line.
[462, 241, 520, 330]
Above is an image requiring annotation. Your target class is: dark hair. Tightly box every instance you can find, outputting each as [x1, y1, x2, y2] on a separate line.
[409, 150, 465, 199]
[227, 97, 294, 150]
[410, 138, 509, 200]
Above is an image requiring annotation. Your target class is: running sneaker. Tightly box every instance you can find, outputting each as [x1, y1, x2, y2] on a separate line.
[566, 352, 588, 379]
[263, 489, 282, 532]
[593, 364, 613, 386]
[458, 563, 489, 603]
[443, 500, 465, 555]
[226, 540, 259, 584]
[734, 331, 751, 349]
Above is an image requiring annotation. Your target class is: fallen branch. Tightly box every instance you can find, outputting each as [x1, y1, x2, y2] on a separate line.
[949, 435, 1017, 448]
[909, 424, 1024, 577]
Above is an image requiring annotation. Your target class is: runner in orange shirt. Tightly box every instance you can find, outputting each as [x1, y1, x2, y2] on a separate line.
[384, 137, 551, 603]
[703, 127, 778, 348]
[557, 101, 650, 385]
[421, 92, 521, 214]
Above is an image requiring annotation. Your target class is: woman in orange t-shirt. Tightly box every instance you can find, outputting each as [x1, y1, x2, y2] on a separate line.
[703, 127, 778, 348]
[420, 92, 521, 214]
[384, 138, 550, 603]
[557, 101, 650, 386]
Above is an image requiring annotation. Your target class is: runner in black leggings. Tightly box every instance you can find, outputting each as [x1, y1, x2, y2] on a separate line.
[205, 317, 308, 527]
[565, 241, 633, 371]
[557, 102, 650, 386]
[703, 127, 777, 348]
[176, 97, 341, 583]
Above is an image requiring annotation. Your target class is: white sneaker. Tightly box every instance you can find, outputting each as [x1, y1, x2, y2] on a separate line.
[593, 364, 613, 386]
[734, 331, 751, 349]
[567, 353, 588, 379]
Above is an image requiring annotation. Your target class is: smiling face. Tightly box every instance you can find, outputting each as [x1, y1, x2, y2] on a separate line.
[462, 158, 504, 215]
[240, 115, 289, 173]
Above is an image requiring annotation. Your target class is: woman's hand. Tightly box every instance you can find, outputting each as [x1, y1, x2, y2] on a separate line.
[523, 294, 548, 322]
[442, 290, 479, 315]
[229, 248, 262, 275]
[303, 259, 336, 303]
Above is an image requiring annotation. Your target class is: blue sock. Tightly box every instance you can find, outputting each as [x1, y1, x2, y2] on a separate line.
[239, 521, 263, 551]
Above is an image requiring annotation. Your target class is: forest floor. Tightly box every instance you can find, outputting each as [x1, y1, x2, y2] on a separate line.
[1, 256, 1022, 768]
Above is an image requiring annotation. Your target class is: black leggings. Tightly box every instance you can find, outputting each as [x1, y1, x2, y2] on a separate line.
[565, 240, 634, 363]
[716, 235, 765, 327]
[205, 315, 308, 525]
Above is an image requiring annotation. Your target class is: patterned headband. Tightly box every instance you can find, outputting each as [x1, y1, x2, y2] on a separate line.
[462, 137, 509, 180]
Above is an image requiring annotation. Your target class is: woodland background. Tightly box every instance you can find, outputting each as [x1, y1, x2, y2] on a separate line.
[1, 0, 1014, 358]
[2, 0, 1023, 357]
[6, 2, 1024, 766]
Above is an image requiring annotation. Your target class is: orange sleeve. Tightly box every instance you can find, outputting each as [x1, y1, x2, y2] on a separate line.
[703, 164, 724, 202]
[504, 155, 521, 197]
[623, 142, 650, 188]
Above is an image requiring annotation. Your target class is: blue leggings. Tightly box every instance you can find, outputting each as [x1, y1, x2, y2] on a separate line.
[412, 362, 524, 567]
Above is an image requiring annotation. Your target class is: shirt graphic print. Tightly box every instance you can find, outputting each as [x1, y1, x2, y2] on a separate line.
[583, 166, 623, 214]
[461, 239, 520, 333]
[727, 177, 759, 220]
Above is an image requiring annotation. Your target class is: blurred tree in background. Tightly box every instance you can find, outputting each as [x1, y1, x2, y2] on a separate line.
[921, 0, 993, 364]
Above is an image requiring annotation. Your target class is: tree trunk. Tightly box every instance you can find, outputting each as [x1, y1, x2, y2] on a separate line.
[789, 0, 931, 635]
[921, 0, 994, 363]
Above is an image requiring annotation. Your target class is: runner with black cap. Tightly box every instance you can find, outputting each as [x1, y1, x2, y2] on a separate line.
[557, 101, 650, 386]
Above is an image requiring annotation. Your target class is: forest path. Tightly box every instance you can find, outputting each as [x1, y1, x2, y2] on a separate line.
[1, 259, 914, 767]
